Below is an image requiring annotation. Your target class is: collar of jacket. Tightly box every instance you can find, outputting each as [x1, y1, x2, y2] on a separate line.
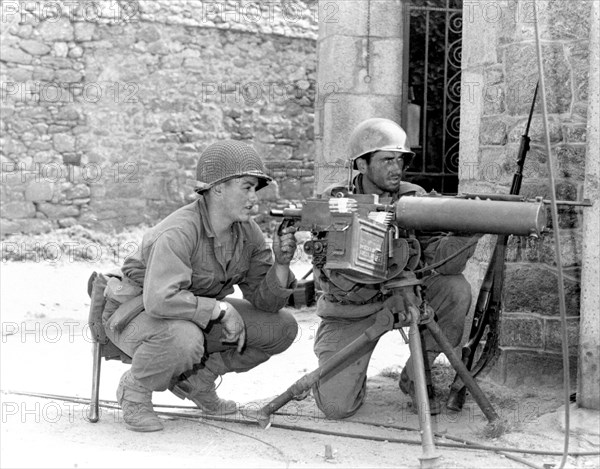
[195, 195, 241, 243]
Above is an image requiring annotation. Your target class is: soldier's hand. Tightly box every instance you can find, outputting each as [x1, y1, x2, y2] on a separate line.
[220, 302, 246, 353]
[273, 226, 298, 265]
[383, 289, 422, 319]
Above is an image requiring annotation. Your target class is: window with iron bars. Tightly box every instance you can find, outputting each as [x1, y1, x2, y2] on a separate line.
[402, 0, 463, 195]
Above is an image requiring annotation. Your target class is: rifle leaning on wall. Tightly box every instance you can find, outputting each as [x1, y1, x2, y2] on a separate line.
[445, 82, 540, 411]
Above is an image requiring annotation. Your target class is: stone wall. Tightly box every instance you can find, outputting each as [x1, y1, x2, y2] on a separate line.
[459, 0, 593, 387]
[0, 0, 318, 235]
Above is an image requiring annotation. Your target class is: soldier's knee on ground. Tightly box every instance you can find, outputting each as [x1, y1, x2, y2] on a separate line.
[312, 384, 363, 420]
[314, 395, 356, 420]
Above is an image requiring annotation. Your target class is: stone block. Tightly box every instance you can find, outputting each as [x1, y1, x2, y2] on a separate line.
[0, 219, 21, 237]
[69, 46, 84, 59]
[74, 22, 96, 42]
[19, 39, 51, 56]
[54, 70, 83, 83]
[483, 84, 505, 115]
[477, 147, 510, 185]
[546, 0, 592, 41]
[555, 145, 586, 181]
[15, 24, 33, 39]
[317, 35, 362, 94]
[563, 124, 587, 144]
[0, 45, 32, 64]
[461, 5, 499, 67]
[499, 313, 544, 348]
[24, 181, 54, 201]
[40, 56, 73, 69]
[370, 0, 408, 38]
[14, 218, 53, 235]
[53, 42, 69, 58]
[33, 67, 55, 81]
[64, 183, 91, 200]
[537, 229, 582, 267]
[567, 41, 590, 103]
[487, 349, 578, 388]
[504, 263, 581, 317]
[0, 201, 36, 219]
[369, 38, 404, 96]
[53, 134, 76, 153]
[318, 0, 368, 39]
[36, 202, 80, 219]
[479, 118, 507, 145]
[6, 67, 33, 82]
[505, 44, 571, 115]
[136, 25, 161, 43]
[37, 18, 74, 42]
[545, 318, 580, 354]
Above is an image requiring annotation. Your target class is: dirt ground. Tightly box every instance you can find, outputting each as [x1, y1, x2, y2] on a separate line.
[1, 260, 599, 469]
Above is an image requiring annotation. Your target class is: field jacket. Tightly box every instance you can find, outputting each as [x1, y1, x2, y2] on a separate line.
[119, 196, 296, 330]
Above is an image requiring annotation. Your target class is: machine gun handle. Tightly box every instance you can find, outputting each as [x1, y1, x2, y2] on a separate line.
[270, 208, 302, 236]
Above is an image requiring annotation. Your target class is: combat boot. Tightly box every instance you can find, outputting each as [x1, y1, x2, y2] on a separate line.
[399, 367, 441, 416]
[170, 367, 238, 415]
[117, 370, 164, 432]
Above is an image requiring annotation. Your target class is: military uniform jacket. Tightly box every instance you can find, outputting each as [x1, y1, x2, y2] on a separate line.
[120, 196, 296, 329]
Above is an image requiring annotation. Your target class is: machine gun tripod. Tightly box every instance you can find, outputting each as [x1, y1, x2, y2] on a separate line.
[244, 272, 500, 469]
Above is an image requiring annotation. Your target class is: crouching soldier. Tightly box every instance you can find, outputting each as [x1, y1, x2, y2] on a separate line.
[102, 140, 299, 432]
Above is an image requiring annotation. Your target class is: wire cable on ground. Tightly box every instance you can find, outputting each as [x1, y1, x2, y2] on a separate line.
[3, 390, 598, 461]
[532, 4, 572, 469]
[173, 415, 290, 467]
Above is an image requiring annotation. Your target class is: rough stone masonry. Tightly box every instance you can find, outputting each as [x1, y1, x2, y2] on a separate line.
[1, 0, 319, 235]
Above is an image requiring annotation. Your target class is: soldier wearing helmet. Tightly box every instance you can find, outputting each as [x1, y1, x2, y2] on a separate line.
[102, 140, 298, 432]
[312, 118, 478, 419]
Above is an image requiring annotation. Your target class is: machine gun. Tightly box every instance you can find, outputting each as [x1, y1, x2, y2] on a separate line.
[272, 193, 546, 282]
[243, 192, 547, 468]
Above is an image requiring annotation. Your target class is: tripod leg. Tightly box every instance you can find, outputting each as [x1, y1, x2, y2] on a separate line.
[408, 309, 440, 468]
[86, 342, 102, 423]
[419, 326, 434, 389]
[248, 309, 395, 429]
[425, 319, 499, 422]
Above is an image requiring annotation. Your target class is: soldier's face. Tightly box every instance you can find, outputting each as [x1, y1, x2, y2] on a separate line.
[363, 151, 405, 193]
[220, 176, 260, 222]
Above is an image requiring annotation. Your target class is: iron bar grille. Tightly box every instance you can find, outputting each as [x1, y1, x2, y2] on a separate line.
[402, 0, 463, 195]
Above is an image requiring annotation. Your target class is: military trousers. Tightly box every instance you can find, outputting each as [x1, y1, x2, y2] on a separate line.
[104, 298, 298, 392]
[312, 273, 472, 419]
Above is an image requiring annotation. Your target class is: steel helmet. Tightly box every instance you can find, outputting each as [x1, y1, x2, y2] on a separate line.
[195, 140, 272, 193]
[349, 118, 415, 169]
